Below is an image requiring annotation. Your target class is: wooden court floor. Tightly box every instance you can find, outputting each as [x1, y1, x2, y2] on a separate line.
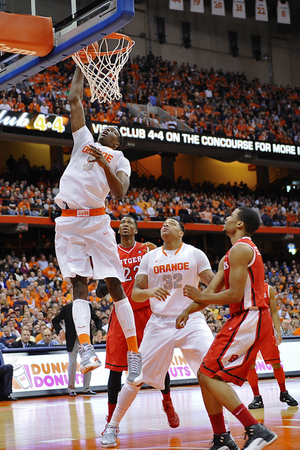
[0, 377, 299, 450]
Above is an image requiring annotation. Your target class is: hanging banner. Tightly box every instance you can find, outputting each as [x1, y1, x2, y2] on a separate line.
[255, 0, 268, 21]
[211, 0, 225, 16]
[169, 0, 184, 11]
[190, 0, 204, 13]
[233, 0, 246, 19]
[277, 1, 291, 24]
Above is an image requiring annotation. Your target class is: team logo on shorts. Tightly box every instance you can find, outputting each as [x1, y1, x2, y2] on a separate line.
[228, 354, 239, 363]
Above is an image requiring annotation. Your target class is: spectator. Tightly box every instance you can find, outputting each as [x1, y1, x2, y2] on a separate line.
[200, 206, 212, 224]
[11, 328, 36, 348]
[0, 325, 17, 348]
[13, 293, 28, 314]
[281, 319, 294, 337]
[37, 328, 60, 346]
[261, 210, 273, 227]
[132, 199, 144, 221]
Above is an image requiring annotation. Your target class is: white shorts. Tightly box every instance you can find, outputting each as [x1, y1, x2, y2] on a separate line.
[55, 214, 124, 281]
[139, 312, 214, 390]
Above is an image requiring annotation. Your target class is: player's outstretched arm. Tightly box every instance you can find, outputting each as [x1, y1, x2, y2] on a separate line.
[132, 274, 170, 303]
[69, 67, 85, 133]
[183, 259, 224, 304]
[184, 245, 252, 306]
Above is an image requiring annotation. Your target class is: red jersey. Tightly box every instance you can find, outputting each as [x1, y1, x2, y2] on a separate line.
[264, 283, 270, 306]
[118, 242, 150, 311]
[224, 237, 267, 315]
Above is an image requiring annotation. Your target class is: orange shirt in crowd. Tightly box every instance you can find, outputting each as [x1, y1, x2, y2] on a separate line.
[42, 266, 57, 280]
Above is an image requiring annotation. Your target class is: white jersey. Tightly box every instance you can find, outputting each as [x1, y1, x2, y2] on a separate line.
[55, 126, 130, 209]
[137, 242, 211, 317]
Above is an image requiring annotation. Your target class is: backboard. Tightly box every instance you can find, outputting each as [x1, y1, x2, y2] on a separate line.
[0, 0, 135, 89]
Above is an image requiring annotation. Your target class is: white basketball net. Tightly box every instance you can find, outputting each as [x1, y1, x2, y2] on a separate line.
[72, 33, 135, 104]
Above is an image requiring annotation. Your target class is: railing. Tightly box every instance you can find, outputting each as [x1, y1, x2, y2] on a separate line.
[131, 160, 156, 180]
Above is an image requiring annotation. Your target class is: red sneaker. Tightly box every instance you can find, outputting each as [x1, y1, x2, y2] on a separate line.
[162, 399, 180, 428]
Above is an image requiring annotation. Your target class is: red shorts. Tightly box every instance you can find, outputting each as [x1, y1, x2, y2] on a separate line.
[200, 309, 273, 386]
[259, 333, 280, 364]
[105, 305, 152, 371]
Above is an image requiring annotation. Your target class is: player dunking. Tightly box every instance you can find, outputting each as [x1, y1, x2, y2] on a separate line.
[101, 218, 215, 447]
[103, 215, 179, 429]
[177, 207, 278, 450]
[247, 283, 298, 409]
[54, 67, 142, 383]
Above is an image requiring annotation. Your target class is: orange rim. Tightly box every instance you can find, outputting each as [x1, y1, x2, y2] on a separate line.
[98, 32, 134, 56]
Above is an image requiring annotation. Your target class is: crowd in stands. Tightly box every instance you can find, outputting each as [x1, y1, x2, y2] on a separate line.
[1, 52, 300, 143]
[0, 252, 112, 347]
[0, 250, 299, 351]
[1, 166, 300, 229]
[0, 172, 60, 219]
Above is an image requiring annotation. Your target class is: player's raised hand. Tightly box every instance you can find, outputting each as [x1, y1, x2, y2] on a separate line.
[183, 284, 202, 302]
[149, 287, 170, 301]
[86, 144, 109, 169]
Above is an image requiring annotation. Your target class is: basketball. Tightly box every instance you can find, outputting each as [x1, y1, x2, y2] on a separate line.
[77, 41, 99, 64]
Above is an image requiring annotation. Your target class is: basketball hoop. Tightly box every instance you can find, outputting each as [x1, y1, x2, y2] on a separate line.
[72, 33, 135, 104]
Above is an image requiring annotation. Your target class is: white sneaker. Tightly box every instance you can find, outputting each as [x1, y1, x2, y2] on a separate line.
[101, 424, 119, 448]
[79, 343, 101, 374]
[127, 351, 143, 385]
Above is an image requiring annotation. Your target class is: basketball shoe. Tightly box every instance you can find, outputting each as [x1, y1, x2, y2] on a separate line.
[79, 343, 101, 374]
[127, 351, 143, 385]
[101, 424, 119, 448]
[248, 395, 264, 409]
[209, 432, 239, 450]
[280, 391, 298, 406]
[242, 423, 278, 449]
[162, 398, 180, 428]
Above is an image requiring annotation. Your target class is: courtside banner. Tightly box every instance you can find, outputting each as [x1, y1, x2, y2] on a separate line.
[254, 339, 300, 376]
[3, 340, 300, 396]
[3, 348, 197, 395]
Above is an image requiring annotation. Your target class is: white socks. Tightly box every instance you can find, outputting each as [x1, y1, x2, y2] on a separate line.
[114, 297, 136, 338]
[109, 382, 140, 427]
[72, 299, 91, 338]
